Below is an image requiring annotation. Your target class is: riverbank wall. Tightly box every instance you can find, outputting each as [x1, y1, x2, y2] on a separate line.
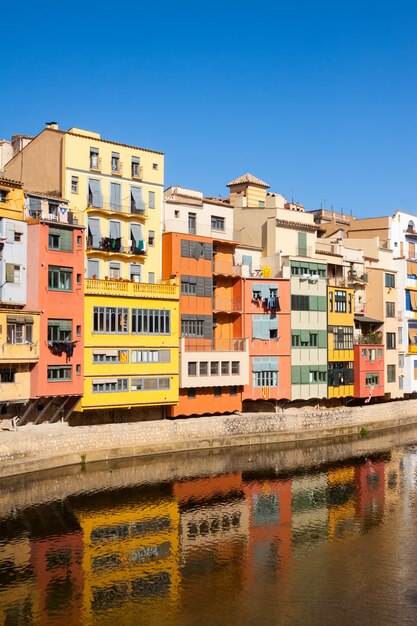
[1, 398, 417, 479]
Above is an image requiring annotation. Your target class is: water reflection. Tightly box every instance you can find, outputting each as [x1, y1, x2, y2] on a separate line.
[1, 440, 417, 625]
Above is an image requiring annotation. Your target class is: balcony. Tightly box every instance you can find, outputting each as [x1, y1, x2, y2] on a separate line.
[132, 165, 143, 181]
[295, 246, 313, 258]
[87, 237, 147, 257]
[85, 278, 179, 300]
[87, 198, 147, 218]
[354, 333, 383, 345]
[212, 260, 244, 276]
[90, 157, 102, 171]
[184, 338, 247, 352]
[163, 218, 241, 242]
[213, 297, 242, 313]
[111, 161, 123, 176]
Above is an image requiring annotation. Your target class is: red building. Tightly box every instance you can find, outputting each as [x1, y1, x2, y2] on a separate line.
[22, 193, 84, 423]
[242, 277, 291, 406]
[353, 343, 385, 399]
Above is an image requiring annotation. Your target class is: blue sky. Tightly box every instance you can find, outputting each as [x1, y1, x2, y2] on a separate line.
[1, 0, 416, 216]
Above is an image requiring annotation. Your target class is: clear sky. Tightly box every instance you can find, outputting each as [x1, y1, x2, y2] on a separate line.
[1, 0, 416, 217]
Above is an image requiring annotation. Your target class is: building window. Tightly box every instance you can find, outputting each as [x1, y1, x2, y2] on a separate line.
[329, 326, 354, 350]
[131, 157, 141, 178]
[181, 278, 197, 295]
[131, 377, 170, 391]
[258, 201, 265, 208]
[77, 273, 81, 284]
[386, 332, 396, 350]
[148, 191, 155, 209]
[175, 210, 180, 218]
[385, 273, 395, 288]
[76, 325, 81, 336]
[181, 319, 204, 337]
[148, 272, 155, 284]
[93, 351, 120, 363]
[131, 309, 170, 334]
[366, 373, 379, 387]
[93, 307, 129, 334]
[71, 176, 79, 193]
[188, 213, 196, 235]
[327, 363, 354, 386]
[48, 319, 72, 342]
[230, 386, 238, 396]
[153, 163, 158, 170]
[214, 387, 222, 397]
[399, 353, 404, 368]
[200, 361, 208, 376]
[310, 333, 318, 347]
[329, 291, 333, 312]
[76, 365, 81, 376]
[7, 321, 32, 344]
[399, 375, 404, 390]
[398, 327, 403, 344]
[386, 302, 395, 317]
[188, 362, 197, 376]
[0, 189, 9, 203]
[414, 360, 417, 381]
[111, 152, 120, 173]
[14, 230, 22, 243]
[292, 334, 300, 347]
[231, 361, 240, 375]
[253, 371, 278, 387]
[378, 348, 383, 358]
[47, 366, 72, 381]
[131, 349, 170, 363]
[92, 378, 128, 393]
[335, 290, 347, 313]
[48, 226, 73, 252]
[5, 264, 21, 284]
[148, 230, 155, 247]
[0, 369, 16, 383]
[90, 148, 100, 170]
[387, 364, 396, 383]
[211, 216, 225, 231]
[48, 266, 72, 291]
[221, 361, 229, 375]
[109, 262, 121, 280]
[211, 362, 219, 375]
[188, 389, 196, 399]
[369, 348, 376, 361]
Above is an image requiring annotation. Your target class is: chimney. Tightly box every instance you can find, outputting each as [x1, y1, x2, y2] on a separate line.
[45, 122, 59, 130]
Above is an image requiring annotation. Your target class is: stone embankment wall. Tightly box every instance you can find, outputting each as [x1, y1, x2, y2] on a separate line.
[1, 399, 417, 479]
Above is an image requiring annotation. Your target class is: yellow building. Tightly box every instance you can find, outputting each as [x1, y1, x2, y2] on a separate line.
[74, 497, 180, 625]
[327, 285, 355, 398]
[4, 124, 180, 419]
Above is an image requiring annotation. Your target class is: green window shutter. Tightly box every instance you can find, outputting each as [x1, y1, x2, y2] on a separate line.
[309, 295, 317, 310]
[291, 366, 301, 384]
[60, 228, 73, 251]
[317, 296, 327, 311]
[298, 232, 307, 256]
[318, 330, 327, 348]
[300, 329, 310, 342]
[5, 263, 14, 283]
[309, 263, 318, 272]
[300, 365, 310, 384]
[291, 260, 300, 268]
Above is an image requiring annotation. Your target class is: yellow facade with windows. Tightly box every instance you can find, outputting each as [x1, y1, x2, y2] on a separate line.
[327, 286, 355, 398]
[75, 498, 180, 625]
[82, 279, 179, 412]
[0, 178, 25, 220]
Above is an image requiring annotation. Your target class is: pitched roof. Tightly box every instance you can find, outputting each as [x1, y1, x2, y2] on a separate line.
[226, 173, 270, 188]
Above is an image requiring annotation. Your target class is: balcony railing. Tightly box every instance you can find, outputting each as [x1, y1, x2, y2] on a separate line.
[354, 333, 383, 345]
[163, 219, 241, 242]
[87, 197, 147, 217]
[213, 298, 242, 313]
[184, 338, 247, 352]
[85, 278, 178, 299]
[111, 161, 123, 176]
[87, 237, 147, 256]
[90, 157, 102, 171]
[212, 260, 244, 276]
[131, 165, 143, 180]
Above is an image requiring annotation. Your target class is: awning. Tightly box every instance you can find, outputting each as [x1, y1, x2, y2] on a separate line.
[409, 328, 417, 345]
[407, 261, 417, 276]
[410, 290, 417, 312]
[131, 223, 142, 242]
[354, 315, 383, 325]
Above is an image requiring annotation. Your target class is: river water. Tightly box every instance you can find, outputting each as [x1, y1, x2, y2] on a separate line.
[2, 426, 417, 626]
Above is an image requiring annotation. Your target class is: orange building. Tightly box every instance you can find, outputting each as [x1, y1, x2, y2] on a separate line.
[163, 186, 249, 417]
[23, 193, 85, 423]
[241, 277, 291, 405]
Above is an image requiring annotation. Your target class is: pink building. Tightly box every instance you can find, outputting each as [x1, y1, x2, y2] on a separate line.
[242, 277, 291, 406]
[23, 194, 84, 423]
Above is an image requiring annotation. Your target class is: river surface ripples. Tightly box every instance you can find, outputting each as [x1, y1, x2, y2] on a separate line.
[2, 426, 417, 625]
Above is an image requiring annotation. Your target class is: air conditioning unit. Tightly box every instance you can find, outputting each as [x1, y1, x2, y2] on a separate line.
[300, 273, 311, 280]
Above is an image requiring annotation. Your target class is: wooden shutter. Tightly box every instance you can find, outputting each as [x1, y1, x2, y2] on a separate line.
[5, 263, 15, 283]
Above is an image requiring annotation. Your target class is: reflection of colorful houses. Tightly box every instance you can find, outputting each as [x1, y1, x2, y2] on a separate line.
[0, 533, 35, 625]
[291, 474, 329, 548]
[74, 491, 180, 625]
[174, 473, 248, 556]
[243, 478, 292, 585]
[327, 466, 356, 539]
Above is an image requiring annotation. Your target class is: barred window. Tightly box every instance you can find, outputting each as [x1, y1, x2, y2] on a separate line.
[131, 309, 170, 335]
[253, 371, 278, 387]
[329, 326, 353, 350]
[93, 307, 129, 333]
